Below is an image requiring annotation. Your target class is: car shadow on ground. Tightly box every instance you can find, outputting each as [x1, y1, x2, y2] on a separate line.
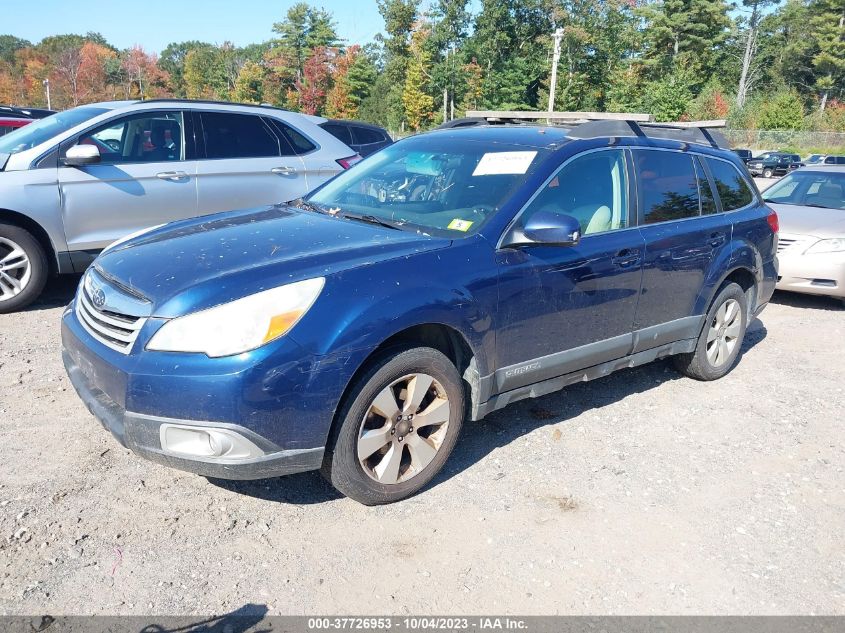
[770, 290, 843, 311]
[213, 318, 768, 505]
[22, 274, 81, 312]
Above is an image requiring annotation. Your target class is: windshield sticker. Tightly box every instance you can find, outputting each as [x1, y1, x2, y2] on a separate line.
[472, 151, 537, 176]
[447, 219, 474, 232]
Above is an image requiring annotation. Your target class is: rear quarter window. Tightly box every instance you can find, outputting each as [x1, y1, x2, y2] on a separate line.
[353, 126, 385, 145]
[705, 158, 754, 211]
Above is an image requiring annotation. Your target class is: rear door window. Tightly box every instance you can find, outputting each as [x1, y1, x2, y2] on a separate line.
[635, 150, 700, 224]
[269, 119, 317, 155]
[695, 157, 717, 215]
[705, 158, 754, 210]
[200, 112, 280, 159]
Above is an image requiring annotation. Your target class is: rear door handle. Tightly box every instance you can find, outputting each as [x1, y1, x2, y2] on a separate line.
[156, 171, 187, 181]
[271, 166, 297, 176]
[611, 248, 641, 267]
[708, 232, 726, 247]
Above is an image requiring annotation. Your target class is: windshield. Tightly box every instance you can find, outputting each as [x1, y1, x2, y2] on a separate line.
[0, 106, 108, 155]
[806, 154, 823, 164]
[763, 171, 845, 210]
[306, 136, 550, 237]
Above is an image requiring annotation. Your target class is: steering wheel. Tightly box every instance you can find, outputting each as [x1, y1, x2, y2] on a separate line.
[104, 139, 121, 152]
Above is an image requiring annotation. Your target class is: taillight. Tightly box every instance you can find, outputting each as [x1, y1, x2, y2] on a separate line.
[336, 154, 363, 169]
[766, 206, 779, 233]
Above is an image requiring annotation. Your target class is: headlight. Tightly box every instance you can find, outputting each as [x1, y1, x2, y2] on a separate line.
[147, 277, 324, 357]
[804, 238, 845, 254]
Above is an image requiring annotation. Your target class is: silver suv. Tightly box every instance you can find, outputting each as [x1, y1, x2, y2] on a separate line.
[0, 99, 360, 312]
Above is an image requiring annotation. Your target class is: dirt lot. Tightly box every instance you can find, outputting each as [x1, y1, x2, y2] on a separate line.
[1, 275, 843, 616]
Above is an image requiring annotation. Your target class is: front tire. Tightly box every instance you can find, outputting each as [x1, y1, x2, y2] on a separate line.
[673, 282, 748, 381]
[763, 168, 773, 178]
[0, 223, 48, 313]
[322, 347, 465, 505]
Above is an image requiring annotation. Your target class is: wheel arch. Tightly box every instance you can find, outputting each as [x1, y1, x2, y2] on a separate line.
[0, 208, 59, 274]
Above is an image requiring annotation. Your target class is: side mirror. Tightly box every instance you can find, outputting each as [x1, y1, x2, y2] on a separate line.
[63, 144, 101, 167]
[504, 210, 581, 248]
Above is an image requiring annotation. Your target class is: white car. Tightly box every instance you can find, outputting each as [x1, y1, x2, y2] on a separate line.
[0, 99, 360, 311]
[762, 166, 845, 305]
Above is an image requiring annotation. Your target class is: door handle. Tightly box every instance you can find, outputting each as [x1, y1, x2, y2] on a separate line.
[156, 171, 187, 181]
[611, 248, 641, 267]
[271, 166, 297, 176]
[708, 232, 726, 247]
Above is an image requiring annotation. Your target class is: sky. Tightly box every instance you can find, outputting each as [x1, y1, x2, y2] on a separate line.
[7, 0, 389, 54]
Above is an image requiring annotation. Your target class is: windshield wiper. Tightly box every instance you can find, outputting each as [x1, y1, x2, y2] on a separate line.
[342, 213, 404, 231]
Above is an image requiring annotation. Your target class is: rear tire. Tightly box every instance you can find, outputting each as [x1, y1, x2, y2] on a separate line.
[322, 346, 465, 505]
[673, 282, 748, 381]
[0, 223, 48, 314]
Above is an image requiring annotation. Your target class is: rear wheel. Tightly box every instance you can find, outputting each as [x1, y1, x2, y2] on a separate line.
[322, 347, 464, 505]
[0, 223, 48, 313]
[673, 282, 748, 381]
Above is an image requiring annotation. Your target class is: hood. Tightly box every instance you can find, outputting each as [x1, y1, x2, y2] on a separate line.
[95, 205, 450, 317]
[770, 203, 845, 238]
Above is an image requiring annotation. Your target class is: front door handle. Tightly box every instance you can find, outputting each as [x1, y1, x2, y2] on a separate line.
[271, 166, 297, 176]
[156, 171, 188, 181]
[611, 248, 641, 267]
[708, 232, 726, 247]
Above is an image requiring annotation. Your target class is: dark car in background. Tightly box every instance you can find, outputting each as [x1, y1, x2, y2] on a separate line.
[319, 119, 392, 157]
[1, 105, 56, 119]
[62, 120, 777, 504]
[733, 148, 753, 163]
[747, 152, 803, 178]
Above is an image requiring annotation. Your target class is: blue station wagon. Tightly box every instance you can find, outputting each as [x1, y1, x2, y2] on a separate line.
[62, 121, 779, 504]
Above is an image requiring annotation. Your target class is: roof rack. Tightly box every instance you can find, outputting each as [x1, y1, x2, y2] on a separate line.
[567, 119, 729, 150]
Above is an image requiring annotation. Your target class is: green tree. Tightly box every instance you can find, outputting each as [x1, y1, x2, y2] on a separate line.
[377, 0, 420, 128]
[272, 2, 338, 83]
[758, 89, 805, 129]
[643, 69, 694, 121]
[159, 40, 211, 97]
[810, 0, 845, 110]
[183, 46, 228, 99]
[0, 35, 31, 65]
[402, 27, 434, 130]
[232, 60, 266, 103]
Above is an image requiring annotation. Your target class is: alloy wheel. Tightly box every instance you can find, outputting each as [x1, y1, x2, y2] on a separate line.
[706, 298, 741, 367]
[357, 373, 450, 485]
[0, 237, 31, 302]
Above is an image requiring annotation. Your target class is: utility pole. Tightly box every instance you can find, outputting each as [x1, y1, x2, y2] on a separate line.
[43, 79, 51, 110]
[548, 28, 565, 113]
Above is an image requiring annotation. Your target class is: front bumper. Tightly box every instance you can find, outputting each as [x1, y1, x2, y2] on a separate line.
[776, 251, 845, 299]
[60, 303, 347, 480]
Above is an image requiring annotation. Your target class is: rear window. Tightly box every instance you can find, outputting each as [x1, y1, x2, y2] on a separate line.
[321, 123, 352, 145]
[271, 120, 317, 155]
[635, 150, 700, 224]
[353, 126, 385, 145]
[706, 158, 754, 211]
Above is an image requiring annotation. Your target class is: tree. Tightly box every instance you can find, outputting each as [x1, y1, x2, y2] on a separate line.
[296, 46, 333, 114]
[272, 3, 338, 82]
[643, 69, 694, 121]
[378, 0, 420, 127]
[758, 89, 805, 129]
[809, 0, 845, 111]
[183, 46, 228, 99]
[159, 40, 211, 97]
[402, 27, 434, 130]
[326, 46, 366, 118]
[122, 46, 170, 99]
[232, 60, 266, 103]
[735, 0, 782, 108]
[0, 35, 31, 64]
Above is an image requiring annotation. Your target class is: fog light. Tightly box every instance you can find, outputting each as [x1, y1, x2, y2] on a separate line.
[160, 424, 264, 461]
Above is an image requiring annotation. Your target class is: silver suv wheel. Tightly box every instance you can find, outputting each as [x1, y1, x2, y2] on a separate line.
[0, 236, 32, 302]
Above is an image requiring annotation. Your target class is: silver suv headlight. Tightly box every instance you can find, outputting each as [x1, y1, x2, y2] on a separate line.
[804, 238, 845, 254]
[147, 277, 325, 357]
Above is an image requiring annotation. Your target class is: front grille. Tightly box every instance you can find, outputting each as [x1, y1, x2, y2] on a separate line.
[75, 286, 147, 354]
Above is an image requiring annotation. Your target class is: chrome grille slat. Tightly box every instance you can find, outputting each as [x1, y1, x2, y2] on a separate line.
[75, 281, 147, 354]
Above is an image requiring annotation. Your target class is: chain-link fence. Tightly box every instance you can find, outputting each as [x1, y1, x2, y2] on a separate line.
[724, 129, 845, 152]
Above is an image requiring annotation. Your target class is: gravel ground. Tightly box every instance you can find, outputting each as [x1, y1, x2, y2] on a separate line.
[1, 275, 843, 616]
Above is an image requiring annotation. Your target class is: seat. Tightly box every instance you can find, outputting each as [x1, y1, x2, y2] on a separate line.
[809, 182, 844, 209]
[585, 205, 612, 234]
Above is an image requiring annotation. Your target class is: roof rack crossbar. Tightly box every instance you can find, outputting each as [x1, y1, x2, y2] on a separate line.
[567, 119, 729, 150]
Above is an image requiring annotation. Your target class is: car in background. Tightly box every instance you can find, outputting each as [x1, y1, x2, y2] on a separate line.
[805, 154, 845, 166]
[763, 166, 845, 305]
[319, 119, 392, 157]
[733, 148, 753, 163]
[0, 116, 31, 137]
[61, 121, 777, 504]
[0, 99, 360, 312]
[0, 105, 56, 119]
[747, 152, 803, 178]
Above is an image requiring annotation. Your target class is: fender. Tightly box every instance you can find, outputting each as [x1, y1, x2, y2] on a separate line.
[694, 234, 763, 318]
